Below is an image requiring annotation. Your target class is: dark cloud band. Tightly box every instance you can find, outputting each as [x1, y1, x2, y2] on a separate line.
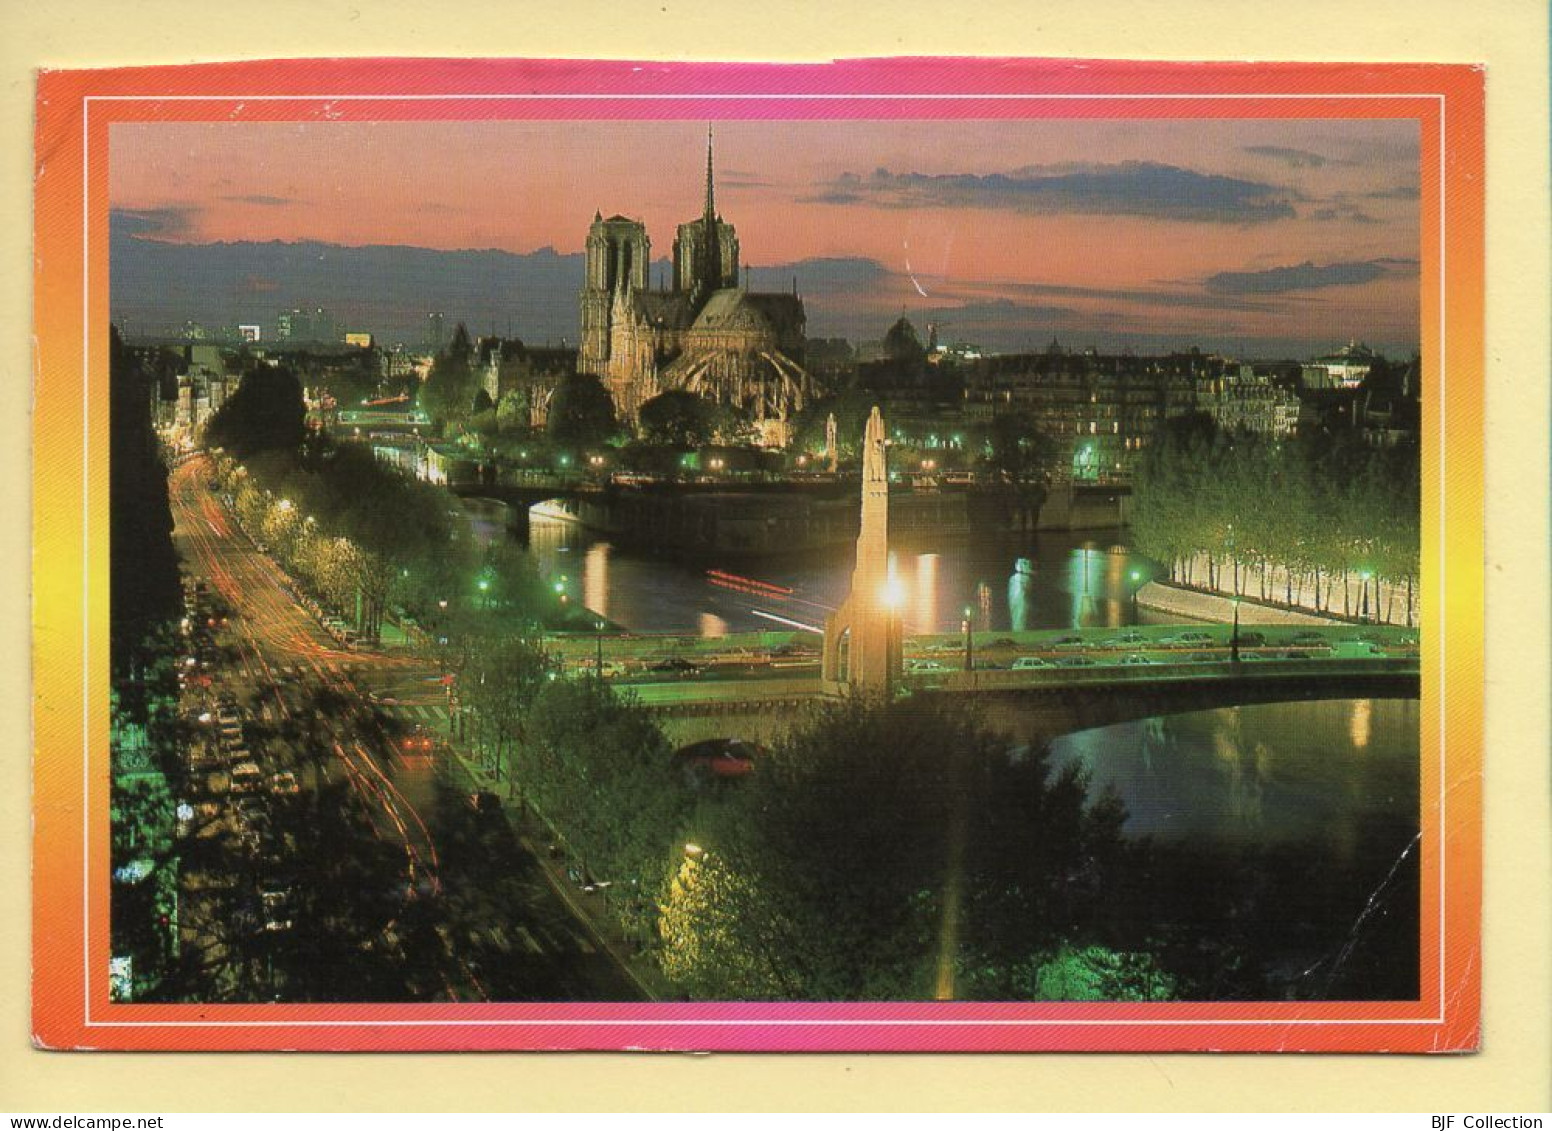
[1204, 258, 1419, 295]
[805, 161, 1299, 224]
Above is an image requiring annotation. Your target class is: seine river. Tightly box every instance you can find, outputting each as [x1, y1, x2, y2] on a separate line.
[464, 497, 1161, 637]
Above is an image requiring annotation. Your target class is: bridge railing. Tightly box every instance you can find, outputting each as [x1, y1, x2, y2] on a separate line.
[902, 655, 1419, 692]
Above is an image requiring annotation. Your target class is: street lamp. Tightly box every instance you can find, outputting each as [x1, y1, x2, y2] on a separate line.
[1359, 570, 1372, 623]
[880, 578, 904, 611]
[595, 619, 606, 681]
[1130, 569, 1142, 621]
[1231, 597, 1241, 663]
[961, 605, 974, 672]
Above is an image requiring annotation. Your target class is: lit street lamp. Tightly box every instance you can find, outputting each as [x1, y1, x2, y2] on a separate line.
[1231, 597, 1241, 663]
[1226, 522, 1236, 595]
[1130, 569, 1143, 621]
[961, 605, 974, 672]
[1360, 569, 1372, 623]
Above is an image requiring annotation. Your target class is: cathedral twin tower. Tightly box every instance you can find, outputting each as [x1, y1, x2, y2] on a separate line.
[578, 129, 811, 446]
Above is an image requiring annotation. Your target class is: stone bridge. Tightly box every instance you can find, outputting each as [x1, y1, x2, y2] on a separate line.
[629, 660, 1420, 750]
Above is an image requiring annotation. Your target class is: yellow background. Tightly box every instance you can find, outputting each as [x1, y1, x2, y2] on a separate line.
[2, 0, 1547, 1112]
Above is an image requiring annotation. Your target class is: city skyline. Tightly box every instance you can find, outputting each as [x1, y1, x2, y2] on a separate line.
[109, 118, 1421, 357]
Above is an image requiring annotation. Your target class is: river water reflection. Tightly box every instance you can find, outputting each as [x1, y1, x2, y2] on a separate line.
[462, 497, 1160, 636]
[1051, 698, 1419, 848]
[1051, 698, 1421, 999]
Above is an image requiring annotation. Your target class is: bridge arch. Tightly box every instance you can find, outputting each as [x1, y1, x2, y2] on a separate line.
[905, 669, 1419, 744]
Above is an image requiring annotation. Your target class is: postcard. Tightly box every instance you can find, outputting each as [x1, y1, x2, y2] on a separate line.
[31, 56, 1483, 1052]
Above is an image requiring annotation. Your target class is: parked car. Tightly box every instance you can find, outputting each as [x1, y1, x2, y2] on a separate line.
[646, 657, 702, 677]
[1100, 631, 1146, 649]
[676, 738, 760, 784]
[229, 762, 265, 795]
[1011, 656, 1051, 670]
[1333, 641, 1387, 658]
[1169, 631, 1214, 646]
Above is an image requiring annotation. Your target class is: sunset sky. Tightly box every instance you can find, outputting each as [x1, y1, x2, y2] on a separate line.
[109, 117, 1421, 356]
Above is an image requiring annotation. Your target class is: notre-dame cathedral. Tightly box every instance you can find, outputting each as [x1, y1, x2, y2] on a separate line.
[577, 129, 813, 447]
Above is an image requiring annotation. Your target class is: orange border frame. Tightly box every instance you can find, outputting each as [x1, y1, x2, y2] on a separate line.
[31, 57, 1484, 1051]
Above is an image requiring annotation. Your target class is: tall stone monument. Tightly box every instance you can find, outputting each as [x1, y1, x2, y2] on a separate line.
[824, 412, 838, 473]
[822, 406, 902, 693]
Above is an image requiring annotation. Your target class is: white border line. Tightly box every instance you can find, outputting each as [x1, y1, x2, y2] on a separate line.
[83, 88, 1450, 1032]
[82, 99, 93, 1017]
[1436, 92, 1448, 1019]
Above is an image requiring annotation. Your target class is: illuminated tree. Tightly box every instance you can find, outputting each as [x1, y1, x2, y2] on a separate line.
[663, 697, 1130, 1001]
[1019, 945, 1178, 1002]
[465, 635, 552, 790]
[657, 851, 798, 998]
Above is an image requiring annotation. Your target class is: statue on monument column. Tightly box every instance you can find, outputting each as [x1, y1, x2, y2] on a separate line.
[825, 412, 838, 473]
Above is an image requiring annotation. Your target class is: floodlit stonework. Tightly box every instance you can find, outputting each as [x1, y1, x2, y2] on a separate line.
[577, 129, 813, 446]
[823, 406, 903, 692]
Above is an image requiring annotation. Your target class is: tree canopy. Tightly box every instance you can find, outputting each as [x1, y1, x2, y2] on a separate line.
[204, 364, 307, 457]
[109, 329, 183, 663]
[1130, 416, 1420, 614]
[637, 389, 722, 448]
[660, 696, 1132, 1000]
[546, 373, 619, 446]
[417, 323, 481, 426]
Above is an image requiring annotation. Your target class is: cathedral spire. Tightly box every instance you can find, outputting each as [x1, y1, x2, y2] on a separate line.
[704, 125, 716, 224]
[700, 125, 722, 293]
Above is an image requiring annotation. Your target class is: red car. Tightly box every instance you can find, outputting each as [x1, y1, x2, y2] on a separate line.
[676, 738, 761, 783]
